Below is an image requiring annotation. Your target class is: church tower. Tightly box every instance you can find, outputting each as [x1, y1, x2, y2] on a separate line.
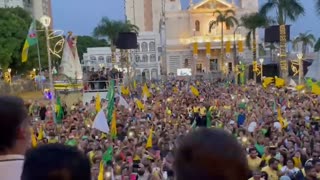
[240, 0, 258, 11]
[165, 0, 182, 12]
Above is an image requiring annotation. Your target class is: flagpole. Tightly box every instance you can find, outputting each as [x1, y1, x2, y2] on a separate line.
[32, 17, 43, 91]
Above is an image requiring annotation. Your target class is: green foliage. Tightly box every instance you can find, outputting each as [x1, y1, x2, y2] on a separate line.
[76, 36, 109, 59]
[209, 10, 239, 33]
[292, 32, 316, 54]
[260, 0, 305, 25]
[241, 12, 272, 48]
[93, 17, 139, 45]
[316, 0, 320, 15]
[315, 38, 320, 52]
[0, 7, 60, 74]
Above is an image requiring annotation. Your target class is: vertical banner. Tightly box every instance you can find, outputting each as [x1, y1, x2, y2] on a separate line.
[226, 41, 231, 54]
[193, 43, 198, 55]
[206, 42, 211, 58]
[238, 41, 243, 53]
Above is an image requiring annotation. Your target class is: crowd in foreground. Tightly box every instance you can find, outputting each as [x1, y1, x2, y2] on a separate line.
[1, 79, 320, 180]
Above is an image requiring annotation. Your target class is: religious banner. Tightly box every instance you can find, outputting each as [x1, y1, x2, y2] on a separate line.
[206, 42, 211, 58]
[238, 41, 244, 53]
[226, 41, 231, 54]
[193, 43, 198, 55]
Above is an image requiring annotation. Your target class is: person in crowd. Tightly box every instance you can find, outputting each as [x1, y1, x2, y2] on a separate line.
[21, 144, 91, 180]
[174, 128, 249, 180]
[0, 96, 30, 180]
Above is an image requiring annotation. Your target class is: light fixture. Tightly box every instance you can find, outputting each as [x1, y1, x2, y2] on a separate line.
[297, 53, 303, 59]
[33, 68, 36, 72]
[40, 15, 51, 28]
[8, 68, 11, 73]
[259, 58, 264, 64]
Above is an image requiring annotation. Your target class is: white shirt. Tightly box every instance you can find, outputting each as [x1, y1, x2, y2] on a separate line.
[0, 154, 24, 180]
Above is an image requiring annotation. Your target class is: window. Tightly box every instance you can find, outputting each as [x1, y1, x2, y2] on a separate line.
[141, 42, 148, 52]
[107, 56, 112, 63]
[98, 56, 104, 62]
[210, 59, 218, 71]
[142, 55, 148, 62]
[184, 59, 189, 67]
[150, 54, 156, 62]
[135, 55, 141, 62]
[149, 42, 155, 51]
[196, 64, 203, 72]
[90, 56, 96, 60]
[195, 20, 200, 31]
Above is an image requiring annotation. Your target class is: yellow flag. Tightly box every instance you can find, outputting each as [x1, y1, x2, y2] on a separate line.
[146, 128, 153, 149]
[111, 110, 117, 139]
[95, 93, 101, 112]
[121, 86, 130, 96]
[193, 43, 198, 55]
[226, 41, 231, 54]
[295, 85, 305, 91]
[135, 99, 145, 111]
[262, 77, 274, 88]
[206, 42, 211, 55]
[275, 77, 285, 88]
[277, 108, 288, 129]
[143, 83, 151, 98]
[98, 161, 104, 180]
[37, 125, 44, 140]
[312, 83, 320, 95]
[30, 128, 37, 148]
[190, 85, 200, 97]
[133, 80, 137, 89]
[238, 41, 244, 53]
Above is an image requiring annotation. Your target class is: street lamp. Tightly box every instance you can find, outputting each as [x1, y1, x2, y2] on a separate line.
[297, 53, 303, 84]
[259, 58, 264, 79]
[40, 15, 56, 122]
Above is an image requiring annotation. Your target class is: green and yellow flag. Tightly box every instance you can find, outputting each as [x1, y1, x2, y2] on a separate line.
[22, 21, 38, 62]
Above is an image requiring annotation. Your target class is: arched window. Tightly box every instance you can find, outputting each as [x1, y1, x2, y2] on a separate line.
[141, 42, 148, 52]
[149, 42, 155, 51]
[90, 56, 97, 60]
[150, 54, 156, 62]
[195, 20, 200, 31]
[135, 55, 141, 62]
[142, 55, 148, 62]
[98, 56, 104, 63]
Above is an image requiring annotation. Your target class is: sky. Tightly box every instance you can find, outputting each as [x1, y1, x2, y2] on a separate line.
[52, 0, 320, 39]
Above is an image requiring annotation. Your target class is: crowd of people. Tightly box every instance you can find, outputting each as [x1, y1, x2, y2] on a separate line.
[0, 79, 320, 180]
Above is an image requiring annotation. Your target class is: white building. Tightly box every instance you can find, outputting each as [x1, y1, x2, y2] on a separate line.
[0, 0, 53, 26]
[125, 0, 259, 75]
[82, 32, 161, 80]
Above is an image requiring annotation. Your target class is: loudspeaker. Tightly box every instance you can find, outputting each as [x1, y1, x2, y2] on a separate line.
[264, 25, 290, 43]
[116, 32, 138, 49]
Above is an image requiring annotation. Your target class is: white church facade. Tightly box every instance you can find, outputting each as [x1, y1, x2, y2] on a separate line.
[125, 0, 259, 76]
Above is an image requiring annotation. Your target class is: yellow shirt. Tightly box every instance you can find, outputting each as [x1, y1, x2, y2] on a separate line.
[261, 166, 278, 180]
[193, 107, 199, 113]
[247, 156, 262, 171]
[200, 107, 206, 116]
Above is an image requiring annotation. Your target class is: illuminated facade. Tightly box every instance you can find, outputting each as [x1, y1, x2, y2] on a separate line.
[126, 0, 259, 75]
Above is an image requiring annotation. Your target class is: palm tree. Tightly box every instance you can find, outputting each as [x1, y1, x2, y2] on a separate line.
[292, 32, 316, 56]
[209, 9, 238, 70]
[241, 12, 271, 81]
[315, 38, 320, 52]
[260, 0, 305, 78]
[93, 17, 139, 63]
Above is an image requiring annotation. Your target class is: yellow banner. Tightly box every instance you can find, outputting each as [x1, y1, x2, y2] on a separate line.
[238, 41, 243, 53]
[226, 41, 231, 54]
[193, 43, 198, 55]
[206, 42, 211, 55]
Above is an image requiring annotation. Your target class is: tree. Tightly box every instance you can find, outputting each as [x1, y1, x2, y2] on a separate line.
[260, 0, 305, 77]
[292, 32, 316, 56]
[316, 0, 320, 15]
[314, 38, 320, 52]
[209, 9, 238, 69]
[0, 7, 58, 74]
[93, 17, 139, 63]
[76, 36, 109, 59]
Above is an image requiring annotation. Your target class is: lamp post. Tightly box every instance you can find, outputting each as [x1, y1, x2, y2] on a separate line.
[297, 53, 303, 84]
[233, 25, 242, 85]
[259, 58, 264, 80]
[40, 15, 56, 122]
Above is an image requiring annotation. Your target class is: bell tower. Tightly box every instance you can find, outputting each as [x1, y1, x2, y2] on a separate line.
[240, 0, 258, 11]
[165, 0, 182, 12]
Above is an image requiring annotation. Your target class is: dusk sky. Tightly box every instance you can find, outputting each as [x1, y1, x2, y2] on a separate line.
[52, 0, 320, 39]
